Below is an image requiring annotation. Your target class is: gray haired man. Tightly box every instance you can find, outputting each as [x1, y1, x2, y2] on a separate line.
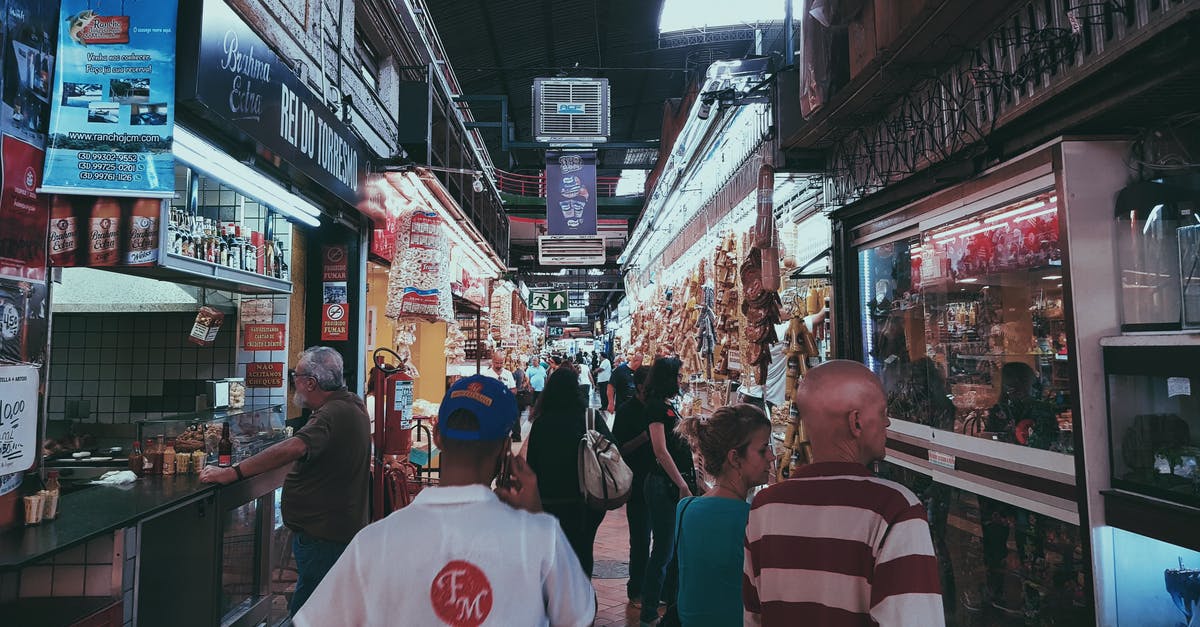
[201, 346, 371, 616]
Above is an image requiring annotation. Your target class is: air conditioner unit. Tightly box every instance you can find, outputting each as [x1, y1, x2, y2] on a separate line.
[538, 235, 606, 266]
[533, 77, 610, 143]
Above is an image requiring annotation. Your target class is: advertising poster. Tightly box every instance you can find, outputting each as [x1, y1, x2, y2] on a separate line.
[243, 323, 285, 351]
[245, 361, 283, 388]
[0, 136, 48, 281]
[0, 279, 48, 366]
[42, 0, 177, 196]
[0, 364, 38, 473]
[47, 195, 162, 267]
[1, 0, 57, 145]
[321, 302, 349, 341]
[545, 151, 597, 236]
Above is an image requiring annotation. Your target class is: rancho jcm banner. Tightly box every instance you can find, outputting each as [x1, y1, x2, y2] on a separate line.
[41, 0, 177, 197]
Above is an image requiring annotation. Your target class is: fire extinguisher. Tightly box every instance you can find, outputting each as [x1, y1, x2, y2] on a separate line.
[369, 347, 414, 519]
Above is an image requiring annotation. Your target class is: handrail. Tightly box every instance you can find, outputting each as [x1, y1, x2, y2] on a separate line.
[494, 170, 626, 198]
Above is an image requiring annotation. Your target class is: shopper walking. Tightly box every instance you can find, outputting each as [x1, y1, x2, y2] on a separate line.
[483, 350, 517, 391]
[293, 375, 596, 626]
[673, 404, 774, 626]
[743, 360, 943, 626]
[595, 352, 613, 414]
[526, 356, 547, 406]
[525, 366, 613, 576]
[610, 352, 643, 412]
[612, 365, 652, 603]
[201, 346, 369, 617]
[639, 357, 696, 627]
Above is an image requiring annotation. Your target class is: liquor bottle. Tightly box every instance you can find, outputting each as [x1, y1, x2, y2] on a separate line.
[162, 439, 176, 476]
[49, 196, 79, 266]
[217, 423, 233, 467]
[128, 441, 144, 477]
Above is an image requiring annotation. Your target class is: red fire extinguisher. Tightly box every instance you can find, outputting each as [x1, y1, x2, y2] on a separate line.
[369, 347, 414, 519]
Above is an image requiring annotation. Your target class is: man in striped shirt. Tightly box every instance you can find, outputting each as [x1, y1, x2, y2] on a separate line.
[743, 360, 944, 626]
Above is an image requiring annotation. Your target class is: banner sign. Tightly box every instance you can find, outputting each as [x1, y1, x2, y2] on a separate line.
[243, 323, 285, 351]
[245, 361, 283, 388]
[321, 303, 349, 341]
[0, 364, 39, 473]
[47, 195, 162, 267]
[545, 151, 597, 235]
[41, 0, 177, 197]
[0, 280, 49, 366]
[0, 137, 49, 282]
[177, 0, 366, 207]
[528, 290, 569, 312]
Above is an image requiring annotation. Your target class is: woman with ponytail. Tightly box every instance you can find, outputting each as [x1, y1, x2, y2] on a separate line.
[672, 404, 775, 626]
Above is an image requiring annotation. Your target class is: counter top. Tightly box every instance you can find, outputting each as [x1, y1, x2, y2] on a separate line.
[2, 474, 233, 570]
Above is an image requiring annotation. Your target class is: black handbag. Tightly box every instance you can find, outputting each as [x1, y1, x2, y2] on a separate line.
[658, 496, 696, 627]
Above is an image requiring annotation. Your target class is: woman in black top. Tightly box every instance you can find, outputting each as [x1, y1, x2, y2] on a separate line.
[525, 365, 611, 575]
[639, 357, 696, 624]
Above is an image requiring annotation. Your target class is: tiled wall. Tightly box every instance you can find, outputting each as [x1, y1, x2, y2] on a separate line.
[236, 295, 290, 409]
[48, 313, 237, 423]
[0, 528, 135, 625]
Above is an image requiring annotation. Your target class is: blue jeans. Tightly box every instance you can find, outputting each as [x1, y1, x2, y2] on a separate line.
[290, 531, 348, 616]
[641, 473, 681, 623]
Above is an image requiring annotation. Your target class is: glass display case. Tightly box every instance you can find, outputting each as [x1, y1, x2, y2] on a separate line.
[858, 191, 1074, 452]
[1103, 341, 1200, 508]
[1109, 527, 1200, 627]
[135, 404, 286, 464]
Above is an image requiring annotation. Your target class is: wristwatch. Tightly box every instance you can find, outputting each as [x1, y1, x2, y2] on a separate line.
[233, 463, 245, 481]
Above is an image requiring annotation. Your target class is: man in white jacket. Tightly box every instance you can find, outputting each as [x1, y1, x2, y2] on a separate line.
[295, 375, 596, 627]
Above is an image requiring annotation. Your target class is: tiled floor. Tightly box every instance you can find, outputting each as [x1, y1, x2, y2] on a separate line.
[590, 505, 651, 627]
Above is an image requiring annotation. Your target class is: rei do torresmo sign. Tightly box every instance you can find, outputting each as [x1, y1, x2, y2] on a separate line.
[176, 0, 366, 207]
[41, 1, 178, 197]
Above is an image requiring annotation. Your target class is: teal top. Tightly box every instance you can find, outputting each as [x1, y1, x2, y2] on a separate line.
[675, 495, 751, 627]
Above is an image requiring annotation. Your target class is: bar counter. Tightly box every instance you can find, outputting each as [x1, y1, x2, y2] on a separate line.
[0, 474, 219, 570]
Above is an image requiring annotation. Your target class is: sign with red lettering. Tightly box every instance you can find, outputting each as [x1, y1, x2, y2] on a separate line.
[243, 323, 285, 351]
[78, 15, 131, 45]
[323, 245, 348, 282]
[321, 303, 349, 341]
[245, 362, 283, 388]
[0, 137, 49, 283]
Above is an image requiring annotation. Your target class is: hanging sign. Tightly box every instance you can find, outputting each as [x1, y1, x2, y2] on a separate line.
[0, 281, 49, 366]
[323, 245, 348, 282]
[244, 323, 285, 351]
[528, 290, 568, 312]
[177, 0, 366, 207]
[321, 303, 349, 341]
[0, 364, 39, 473]
[41, 0, 178, 197]
[545, 151, 597, 235]
[245, 361, 284, 388]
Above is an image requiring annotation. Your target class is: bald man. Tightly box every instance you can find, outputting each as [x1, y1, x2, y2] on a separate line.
[742, 360, 944, 626]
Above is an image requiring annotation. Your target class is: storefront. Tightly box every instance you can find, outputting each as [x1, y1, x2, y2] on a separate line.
[0, 1, 370, 625]
[830, 138, 1146, 624]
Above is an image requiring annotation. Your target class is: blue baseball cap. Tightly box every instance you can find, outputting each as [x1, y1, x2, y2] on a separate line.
[438, 375, 518, 441]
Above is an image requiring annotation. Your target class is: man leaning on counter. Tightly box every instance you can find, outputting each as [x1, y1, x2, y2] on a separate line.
[200, 345, 370, 617]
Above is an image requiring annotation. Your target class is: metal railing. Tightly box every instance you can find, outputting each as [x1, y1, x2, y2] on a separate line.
[825, 0, 1197, 208]
[494, 170, 625, 198]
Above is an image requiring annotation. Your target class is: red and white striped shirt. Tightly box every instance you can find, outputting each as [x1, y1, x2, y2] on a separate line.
[743, 462, 944, 626]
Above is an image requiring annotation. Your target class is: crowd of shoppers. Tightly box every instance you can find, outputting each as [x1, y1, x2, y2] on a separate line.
[247, 344, 942, 626]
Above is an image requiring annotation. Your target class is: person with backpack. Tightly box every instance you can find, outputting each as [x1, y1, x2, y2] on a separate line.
[672, 404, 775, 626]
[526, 365, 615, 576]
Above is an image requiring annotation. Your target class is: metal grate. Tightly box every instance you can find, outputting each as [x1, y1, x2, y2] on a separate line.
[825, 0, 1198, 208]
[538, 235, 607, 266]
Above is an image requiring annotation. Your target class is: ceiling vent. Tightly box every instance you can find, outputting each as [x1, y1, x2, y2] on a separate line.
[533, 78, 610, 143]
[538, 235, 606, 266]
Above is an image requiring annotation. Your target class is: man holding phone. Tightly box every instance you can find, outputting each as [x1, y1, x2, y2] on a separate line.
[294, 375, 596, 627]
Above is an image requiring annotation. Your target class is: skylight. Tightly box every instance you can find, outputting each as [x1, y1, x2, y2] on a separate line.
[659, 0, 794, 33]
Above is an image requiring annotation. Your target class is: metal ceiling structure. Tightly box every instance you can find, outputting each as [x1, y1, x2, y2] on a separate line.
[423, 1, 792, 319]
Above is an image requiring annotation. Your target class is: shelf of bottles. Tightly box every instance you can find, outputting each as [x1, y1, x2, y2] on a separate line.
[154, 165, 296, 294]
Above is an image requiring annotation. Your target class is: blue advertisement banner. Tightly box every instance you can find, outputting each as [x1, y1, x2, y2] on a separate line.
[41, 0, 177, 197]
[545, 151, 597, 236]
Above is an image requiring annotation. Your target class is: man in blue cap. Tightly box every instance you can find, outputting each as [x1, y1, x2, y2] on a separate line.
[294, 375, 597, 627]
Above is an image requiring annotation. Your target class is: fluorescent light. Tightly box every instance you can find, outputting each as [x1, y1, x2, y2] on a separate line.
[174, 125, 321, 227]
[1044, 275, 1062, 280]
[1015, 208, 1058, 222]
[959, 278, 979, 283]
[932, 220, 984, 241]
[984, 201, 1046, 223]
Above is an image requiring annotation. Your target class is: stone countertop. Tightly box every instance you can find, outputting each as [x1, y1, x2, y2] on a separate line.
[0, 475, 216, 570]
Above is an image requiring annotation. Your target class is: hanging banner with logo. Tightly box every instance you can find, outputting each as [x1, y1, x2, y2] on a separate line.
[0, 137, 49, 281]
[0, 364, 39, 473]
[41, 0, 177, 197]
[545, 151, 597, 235]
